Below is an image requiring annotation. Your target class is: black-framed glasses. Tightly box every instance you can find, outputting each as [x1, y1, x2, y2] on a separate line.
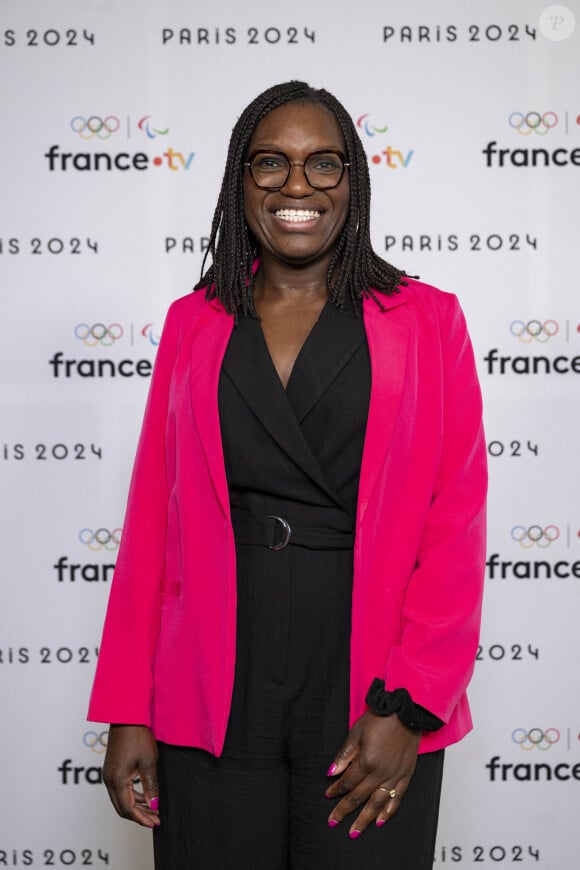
[244, 149, 350, 191]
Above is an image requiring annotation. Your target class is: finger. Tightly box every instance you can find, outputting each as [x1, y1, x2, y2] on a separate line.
[125, 782, 161, 827]
[326, 737, 358, 778]
[375, 784, 406, 827]
[132, 778, 153, 809]
[327, 774, 377, 827]
[325, 757, 367, 799]
[140, 757, 160, 814]
[348, 783, 408, 837]
[106, 776, 160, 828]
[347, 787, 393, 836]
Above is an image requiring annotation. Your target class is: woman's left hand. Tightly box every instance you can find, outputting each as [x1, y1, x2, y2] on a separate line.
[325, 711, 421, 837]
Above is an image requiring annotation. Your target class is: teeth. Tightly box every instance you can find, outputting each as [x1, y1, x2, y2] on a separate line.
[274, 209, 320, 223]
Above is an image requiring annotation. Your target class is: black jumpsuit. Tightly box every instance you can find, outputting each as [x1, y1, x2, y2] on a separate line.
[154, 296, 444, 869]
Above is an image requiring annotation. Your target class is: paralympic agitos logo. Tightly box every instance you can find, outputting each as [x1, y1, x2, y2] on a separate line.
[45, 114, 195, 173]
[49, 321, 160, 379]
[483, 318, 580, 375]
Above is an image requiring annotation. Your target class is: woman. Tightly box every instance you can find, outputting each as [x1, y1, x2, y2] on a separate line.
[88, 81, 487, 869]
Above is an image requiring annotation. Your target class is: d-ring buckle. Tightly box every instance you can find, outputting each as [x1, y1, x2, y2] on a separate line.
[266, 515, 292, 550]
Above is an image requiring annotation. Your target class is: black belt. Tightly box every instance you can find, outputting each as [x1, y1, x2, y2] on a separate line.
[231, 514, 355, 551]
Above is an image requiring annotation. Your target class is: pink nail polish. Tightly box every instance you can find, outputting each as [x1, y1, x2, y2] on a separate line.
[150, 797, 159, 811]
[328, 819, 339, 828]
[376, 819, 386, 827]
[349, 830, 361, 840]
[327, 763, 337, 776]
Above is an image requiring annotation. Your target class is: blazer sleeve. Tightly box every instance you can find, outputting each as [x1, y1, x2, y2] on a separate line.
[384, 292, 487, 724]
[87, 299, 184, 725]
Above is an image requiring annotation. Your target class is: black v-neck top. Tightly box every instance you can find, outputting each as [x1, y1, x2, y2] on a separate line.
[216, 293, 444, 732]
[217, 295, 371, 532]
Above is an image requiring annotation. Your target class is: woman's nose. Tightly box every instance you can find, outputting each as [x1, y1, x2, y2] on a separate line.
[279, 162, 314, 196]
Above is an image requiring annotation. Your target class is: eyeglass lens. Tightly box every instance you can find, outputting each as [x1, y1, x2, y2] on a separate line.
[250, 151, 346, 189]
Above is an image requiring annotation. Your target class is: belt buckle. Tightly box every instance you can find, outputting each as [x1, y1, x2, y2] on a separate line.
[266, 515, 292, 551]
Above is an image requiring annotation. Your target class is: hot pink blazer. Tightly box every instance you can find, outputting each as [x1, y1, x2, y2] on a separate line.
[88, 278, 487, 755]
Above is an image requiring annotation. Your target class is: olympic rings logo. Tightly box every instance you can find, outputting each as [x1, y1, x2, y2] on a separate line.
[83, 730, 108, 754]
[508, 112, 558, 135]
[75, 323, 124, 347]
[511, 525, 559, 548]
[512, 728, 560, 750]
[509, 320, 559, 343]
[79, 528, 122, 551]
[70, 116, 120, 140]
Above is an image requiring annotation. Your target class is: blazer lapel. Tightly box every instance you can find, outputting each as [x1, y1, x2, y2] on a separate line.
[188, 299, 234, 519]
[187, 291, 410, 522]
[222, 312, 344, 506]
[358, 295, 409, 517]
[286, 296, 366, 424]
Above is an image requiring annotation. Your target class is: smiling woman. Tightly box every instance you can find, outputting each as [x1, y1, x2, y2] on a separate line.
[88, 81, 487, 870]
[242, 102, 351, 276]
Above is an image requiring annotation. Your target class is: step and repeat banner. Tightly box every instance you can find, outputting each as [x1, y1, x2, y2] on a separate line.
[1, 0, 579, 867]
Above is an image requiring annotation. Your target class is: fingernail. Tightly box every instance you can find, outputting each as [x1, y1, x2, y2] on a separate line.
[328, 819, 339, 828]
[324, 791, 333, 798]
[376, 819, 386, 827]
[349, 830, 361, 839]
[149, 797, 159, 811]
[327, 763, 337, 776]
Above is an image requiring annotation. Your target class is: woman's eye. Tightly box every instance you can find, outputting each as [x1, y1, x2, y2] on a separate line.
[255, 155, 284, 170]
[310, 156, 340, 173]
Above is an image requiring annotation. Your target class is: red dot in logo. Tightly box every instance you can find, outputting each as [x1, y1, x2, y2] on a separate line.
[576, 324, 580, 333]
[153, 156, 162, 166]
[371, 154, 381, 164]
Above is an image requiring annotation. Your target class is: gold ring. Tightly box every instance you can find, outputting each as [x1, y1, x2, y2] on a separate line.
[378, 787, 397, 799]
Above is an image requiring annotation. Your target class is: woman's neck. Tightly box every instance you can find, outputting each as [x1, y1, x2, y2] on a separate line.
[252, 250, 331, 305]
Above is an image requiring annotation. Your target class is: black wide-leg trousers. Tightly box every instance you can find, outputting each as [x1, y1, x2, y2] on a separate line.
[153, 543, 444, 870]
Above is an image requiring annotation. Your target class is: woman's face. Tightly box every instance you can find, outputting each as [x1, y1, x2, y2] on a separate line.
[243, 101, 350, 267]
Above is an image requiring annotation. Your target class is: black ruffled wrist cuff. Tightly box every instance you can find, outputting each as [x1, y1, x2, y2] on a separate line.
[365, 678, 445, 733]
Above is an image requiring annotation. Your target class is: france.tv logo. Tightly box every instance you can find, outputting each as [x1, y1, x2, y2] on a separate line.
[44, 113, 194, 172]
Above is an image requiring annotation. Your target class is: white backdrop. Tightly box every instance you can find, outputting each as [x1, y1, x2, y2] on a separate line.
[1, 0, 579, 867]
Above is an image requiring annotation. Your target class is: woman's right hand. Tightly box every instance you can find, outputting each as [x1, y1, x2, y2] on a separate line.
[102, 724, 160, 828]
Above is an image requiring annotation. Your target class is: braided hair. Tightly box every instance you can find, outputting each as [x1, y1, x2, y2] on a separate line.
[194, 81, 407, 316]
